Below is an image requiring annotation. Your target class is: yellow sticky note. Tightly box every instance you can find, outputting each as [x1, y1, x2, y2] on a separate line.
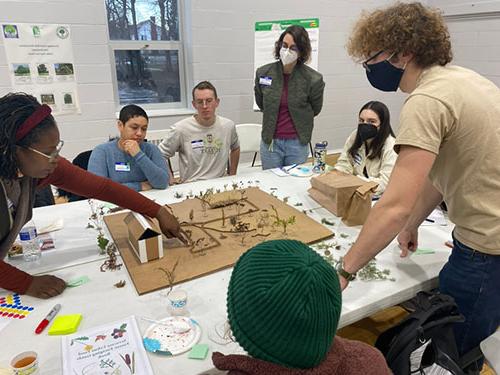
[48, 314, 82, 335]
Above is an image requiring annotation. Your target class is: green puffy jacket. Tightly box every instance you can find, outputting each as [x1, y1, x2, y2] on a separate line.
[254, 61, 325, 145]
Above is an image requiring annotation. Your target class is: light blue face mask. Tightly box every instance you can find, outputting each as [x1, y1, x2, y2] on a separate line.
[363, 51, 405, 92]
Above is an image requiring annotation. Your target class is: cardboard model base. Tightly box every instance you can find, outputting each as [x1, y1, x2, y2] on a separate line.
[104, 187, 333, 295]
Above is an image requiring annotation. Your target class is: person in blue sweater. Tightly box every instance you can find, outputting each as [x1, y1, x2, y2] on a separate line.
[88, 105, 168, 191]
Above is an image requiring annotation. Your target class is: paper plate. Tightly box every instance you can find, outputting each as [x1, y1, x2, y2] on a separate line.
[142, 316, 201, 356]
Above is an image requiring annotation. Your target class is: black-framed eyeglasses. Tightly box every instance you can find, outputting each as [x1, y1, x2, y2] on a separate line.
[362, 50, 396, 72]
[26, 140, 64, 162]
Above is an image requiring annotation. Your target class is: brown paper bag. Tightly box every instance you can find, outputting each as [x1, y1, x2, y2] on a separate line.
[308, 187, 338, 214]
[343, 181, 378, 226]
[310, 170, 369, 216]
[309, 171, 378, 226]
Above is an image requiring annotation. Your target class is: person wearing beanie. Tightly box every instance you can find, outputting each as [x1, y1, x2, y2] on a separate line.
[212, 239, 392, 374]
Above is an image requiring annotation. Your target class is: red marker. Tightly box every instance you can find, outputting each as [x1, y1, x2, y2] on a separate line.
[35, 303, 61, 334]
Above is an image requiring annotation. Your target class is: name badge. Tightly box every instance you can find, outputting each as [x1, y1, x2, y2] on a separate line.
[191, 139, 203, 150]
[259, 76, 272, 86]
[115, 162, 130, 172]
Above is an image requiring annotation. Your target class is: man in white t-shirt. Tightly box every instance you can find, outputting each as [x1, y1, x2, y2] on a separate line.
[159, 81, 240, 183]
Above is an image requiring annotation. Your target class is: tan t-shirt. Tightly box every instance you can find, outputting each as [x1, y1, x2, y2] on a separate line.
[395, 65, 500, 254]
[159, 115, 239, 183]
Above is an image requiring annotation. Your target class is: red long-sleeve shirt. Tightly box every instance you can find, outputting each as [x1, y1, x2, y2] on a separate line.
[0, 158, 161, 294]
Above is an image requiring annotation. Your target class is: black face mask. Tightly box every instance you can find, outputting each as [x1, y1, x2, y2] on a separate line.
[365, 59, 404, 92]
[358, 123, 378, 142]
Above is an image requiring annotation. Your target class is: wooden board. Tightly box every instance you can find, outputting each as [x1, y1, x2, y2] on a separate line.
[104, 187, 333, 295]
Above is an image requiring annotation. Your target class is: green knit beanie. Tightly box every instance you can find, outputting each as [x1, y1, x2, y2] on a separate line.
[227, 239, 342, 369]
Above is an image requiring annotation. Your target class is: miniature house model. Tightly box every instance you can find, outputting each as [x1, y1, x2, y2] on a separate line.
[124, 212, 164, 264]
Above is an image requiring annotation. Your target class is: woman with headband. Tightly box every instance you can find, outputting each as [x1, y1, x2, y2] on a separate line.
[0, 93, 185, 299]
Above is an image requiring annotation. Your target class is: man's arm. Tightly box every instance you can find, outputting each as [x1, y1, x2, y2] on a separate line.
[397, 177, 443, 257]
[404, 178, 443, 230]
[133, 146, 169, 190]
[340, 146, 436, 288]
[167, 161, 176, 184]
[229, 147, 240, 175]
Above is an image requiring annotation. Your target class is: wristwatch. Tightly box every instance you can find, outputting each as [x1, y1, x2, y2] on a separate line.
[336, 262, 356, 281]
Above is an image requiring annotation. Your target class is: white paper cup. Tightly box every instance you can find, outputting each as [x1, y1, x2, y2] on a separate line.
[9, 351, 38, 375]
[167, 289, 188, 316]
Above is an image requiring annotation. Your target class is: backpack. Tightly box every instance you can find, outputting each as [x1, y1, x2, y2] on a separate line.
[375, 291, 466, 375]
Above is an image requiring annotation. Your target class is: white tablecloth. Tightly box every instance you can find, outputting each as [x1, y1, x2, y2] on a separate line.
[0, 170, 453, 374]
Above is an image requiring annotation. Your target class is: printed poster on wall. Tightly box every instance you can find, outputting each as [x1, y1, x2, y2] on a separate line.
[2, 23, 80, 114]
[254, 18, 320, 110]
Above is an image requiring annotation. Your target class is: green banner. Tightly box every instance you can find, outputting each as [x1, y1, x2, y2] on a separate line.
[255, 18, 319, 31]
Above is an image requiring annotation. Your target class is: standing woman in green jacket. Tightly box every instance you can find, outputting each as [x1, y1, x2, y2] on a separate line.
[254, 25, 325, 169]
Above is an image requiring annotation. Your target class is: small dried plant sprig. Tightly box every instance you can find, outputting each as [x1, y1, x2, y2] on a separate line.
[86, 200, 122, 272]
[157, 258, 180, 294]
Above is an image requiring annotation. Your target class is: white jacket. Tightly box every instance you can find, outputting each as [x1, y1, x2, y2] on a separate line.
[334, 130, 397, 195]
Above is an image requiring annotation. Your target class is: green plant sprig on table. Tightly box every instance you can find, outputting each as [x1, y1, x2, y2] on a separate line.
[86, 200, 122, 272]
[270, 205, 296, 234]
[322, 254, 395, 282]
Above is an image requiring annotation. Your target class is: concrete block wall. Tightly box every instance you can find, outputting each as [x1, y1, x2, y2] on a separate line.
[186, 0, 407, 155]
[1, 0, 499, 160]
[0, 0, 117, 159]
[446, 17, 500, 87]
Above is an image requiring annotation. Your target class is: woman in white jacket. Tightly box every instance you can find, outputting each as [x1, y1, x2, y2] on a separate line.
[335, 101, 397, 195]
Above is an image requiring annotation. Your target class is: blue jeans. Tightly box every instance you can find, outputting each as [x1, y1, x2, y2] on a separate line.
[439, 235, 500, 357]
[260, 138, 309, 170]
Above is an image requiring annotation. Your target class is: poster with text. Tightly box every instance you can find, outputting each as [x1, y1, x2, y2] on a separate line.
[253, 18, 320, 110]
[2, 23, 80, 114]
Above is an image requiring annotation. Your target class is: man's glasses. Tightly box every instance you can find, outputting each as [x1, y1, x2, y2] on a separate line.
[362, 50, 396, 72]
[194, 98, 216, 106]
[26, 140, 64, 162]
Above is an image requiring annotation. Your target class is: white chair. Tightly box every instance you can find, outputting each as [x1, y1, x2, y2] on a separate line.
[235, 123, 262, 167]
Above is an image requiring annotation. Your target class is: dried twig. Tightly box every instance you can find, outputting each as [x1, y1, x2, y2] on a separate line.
[157, 258, 180, 294]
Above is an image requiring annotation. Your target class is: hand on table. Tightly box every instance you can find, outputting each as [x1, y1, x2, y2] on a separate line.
[397, 227, 419, 257]
[141, 181, 153, 191]
[169, 177, 181, 185]
[25, 275, 66, 299]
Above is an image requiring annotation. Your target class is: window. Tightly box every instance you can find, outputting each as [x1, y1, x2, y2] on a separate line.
[105, 0, 186, 109]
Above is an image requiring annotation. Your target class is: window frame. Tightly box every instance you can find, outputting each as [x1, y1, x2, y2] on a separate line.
[106, 0, 190, 113]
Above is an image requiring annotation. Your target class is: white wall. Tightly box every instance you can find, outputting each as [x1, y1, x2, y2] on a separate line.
[1, 0, 499, 161]
[0, 0, 117, 160]
[446, 16, 500, 87]
[186, 0, 407, 155]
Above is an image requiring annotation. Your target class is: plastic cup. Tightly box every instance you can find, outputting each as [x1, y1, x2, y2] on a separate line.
[10, 351, 38, 375]
[167, 289, 188, 316]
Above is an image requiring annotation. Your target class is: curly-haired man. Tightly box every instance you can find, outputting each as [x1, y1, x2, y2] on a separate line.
[338, 2, 500, 368]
